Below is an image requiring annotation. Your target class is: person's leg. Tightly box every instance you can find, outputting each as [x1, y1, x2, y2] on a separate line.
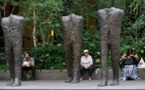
[130, 65, 140, 80]
[88, 66, 93, 80]
[21, 66, 26, 80]
[30, 66, 36, 80]
[119, 66, 128, 81]
[21, 66, 29, 80]
[80, 66, 85, 80]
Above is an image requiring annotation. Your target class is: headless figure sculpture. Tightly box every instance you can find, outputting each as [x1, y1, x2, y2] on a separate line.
[98, 7, 124, 86]
[62, 14, 83, 83]
[1, 14, 24, 87]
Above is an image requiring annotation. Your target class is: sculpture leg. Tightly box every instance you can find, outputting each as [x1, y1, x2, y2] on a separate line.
[5, 38, 15, 86]
[64, 43, 73, 83]
[98, 30, 108, 87]
[6, 49, 15, 86]
[71, 42, 81, 83]
[110, 43, 119, 85]
[11, 37, 22, 87]
[110, 34, 120, 86]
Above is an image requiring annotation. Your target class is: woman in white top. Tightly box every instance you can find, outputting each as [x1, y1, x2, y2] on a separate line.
[80, 49, 93, 80]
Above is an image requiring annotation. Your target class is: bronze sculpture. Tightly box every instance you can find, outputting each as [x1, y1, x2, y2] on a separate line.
[98, 7, 124, 86]
[62, 14, 83, 83]
[1, 14, 25, 87]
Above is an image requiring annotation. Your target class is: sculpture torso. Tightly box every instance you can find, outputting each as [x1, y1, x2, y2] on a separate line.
[1, 14, 24, 38]
[98, 7, 124, 27]
[62, 14, 83, 43]
[98, 7, 124, 44]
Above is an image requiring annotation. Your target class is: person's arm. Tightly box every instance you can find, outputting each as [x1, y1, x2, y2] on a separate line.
[88, 56, 93, 67]
[80, 57, 85, 68]
[121, 54, 127, 60]
[29, 57, 35, 67]
[133, 54, 139, 60]
[22, 58, 26, 66]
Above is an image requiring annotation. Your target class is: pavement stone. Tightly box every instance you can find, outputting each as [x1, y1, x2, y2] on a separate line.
[0, 80, 144, 90]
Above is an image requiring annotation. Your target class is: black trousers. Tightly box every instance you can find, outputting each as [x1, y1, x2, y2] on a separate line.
[22, 66, 35, 79]
[80, 66, 93, 77]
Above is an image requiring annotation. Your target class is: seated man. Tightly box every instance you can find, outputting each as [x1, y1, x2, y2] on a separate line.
[80, 49, 93, 80]
[22, 51, 35, 80]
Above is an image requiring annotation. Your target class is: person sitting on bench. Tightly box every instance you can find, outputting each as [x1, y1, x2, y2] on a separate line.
[80, 49, 93, 80]
[22, 51, 35, 80]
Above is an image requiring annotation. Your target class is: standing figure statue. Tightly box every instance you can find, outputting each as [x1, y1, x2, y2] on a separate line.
[97, 7, 124, 86]
[1, 14, 25, 87]
[62, 14, 83, 83]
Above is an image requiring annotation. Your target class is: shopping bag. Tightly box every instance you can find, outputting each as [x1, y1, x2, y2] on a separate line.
[137, 57, 145, 68]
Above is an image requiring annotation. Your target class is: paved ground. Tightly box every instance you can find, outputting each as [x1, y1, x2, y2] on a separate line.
[0, 80, 145, 90]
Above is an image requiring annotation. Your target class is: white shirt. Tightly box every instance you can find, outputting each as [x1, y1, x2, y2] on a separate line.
[81, 55, 93, 67]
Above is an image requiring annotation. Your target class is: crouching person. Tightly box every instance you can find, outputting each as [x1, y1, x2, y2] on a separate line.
[80, 49, 93, 80]
[120, 48, 140, 81]
[22, 51, 35, 80]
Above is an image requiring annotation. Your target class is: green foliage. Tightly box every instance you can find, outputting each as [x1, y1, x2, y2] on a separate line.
[0, 64, 9, 70]
[82, 29, 100, 61]
[36, 0, 64, 37]
[19, 0, 64, 46]
[30, 44, 65, 69]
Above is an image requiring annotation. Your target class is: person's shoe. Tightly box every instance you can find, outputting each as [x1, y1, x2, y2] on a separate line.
[80, 77, 83, 81]
[89, 77, 92, 80]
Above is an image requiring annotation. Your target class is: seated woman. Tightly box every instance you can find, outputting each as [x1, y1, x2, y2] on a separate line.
[22, 51, 35, 80]
[80, 49, 93, 80]
[120, 48, 140, 81]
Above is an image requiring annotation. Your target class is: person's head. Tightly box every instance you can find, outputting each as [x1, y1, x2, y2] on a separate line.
[126, 48, 134, 56]
[84, 49, 89, 57]
[24, 51, 31, 59]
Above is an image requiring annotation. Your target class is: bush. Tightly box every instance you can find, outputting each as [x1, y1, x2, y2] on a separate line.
[30, 44, 66, 69]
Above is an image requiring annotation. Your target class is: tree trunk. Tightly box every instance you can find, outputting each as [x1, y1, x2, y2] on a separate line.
[40, 28, 46, 46]
[33, 3, 37, 48]
[11, 6, 16, 14]
[3, 3, 7, 17]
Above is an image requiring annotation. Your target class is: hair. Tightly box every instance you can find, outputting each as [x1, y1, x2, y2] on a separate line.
[126, 48, 135, 57]
[25, 51, 31, 57]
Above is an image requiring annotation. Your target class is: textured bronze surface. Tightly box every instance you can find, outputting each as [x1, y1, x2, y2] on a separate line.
[1, 14, 25, 87]
[62, 14, 83, 83]
[98, 7, 124, 86]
